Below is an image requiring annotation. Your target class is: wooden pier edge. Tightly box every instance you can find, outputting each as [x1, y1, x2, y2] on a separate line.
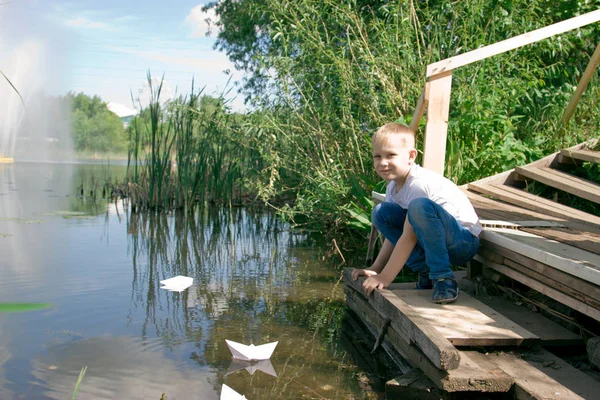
[344, 285, 514, 392]
[343, 268, 460, 370]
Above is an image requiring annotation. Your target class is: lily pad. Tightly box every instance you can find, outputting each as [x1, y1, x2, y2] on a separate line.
[35, 211, 88, 217]
[0, 303, 53, 313]
[0, 217, 43, 224]
[62, 215, 96, 220]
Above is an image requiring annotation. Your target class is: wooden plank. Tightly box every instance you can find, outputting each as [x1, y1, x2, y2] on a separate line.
[409, 83, 430, 133]
[344, 287, 413, 373]
[523, 227, 600, 256]
[467, 182, 600, 227]
[479, 248, 600, 310]
[467, 141, 592, 187]
[563, 42, 600, 125]
[386, 369, 439, 400]
[423, 71, 452, 175]
[390, 283, 539, 346]
[474, 255, 600, 322]
[482, 241, 600, 303]
[481, 229, 600, 285]
[559, 149, 600, 164]
[471, 294, 583, 347]
[345, 284, 514, 392]
[515, 166, 600, 204]
[426, 9, 600, 77]
[488, 349, 589, 400]
[343, 268, 461, 370]
[480, 219, 566, 229]
[372, 190, 385, 203]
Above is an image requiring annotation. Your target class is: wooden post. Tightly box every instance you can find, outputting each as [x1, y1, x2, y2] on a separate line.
[423, 71, 452, 175]
[409, 83, 430, 133]
[562, 42, 600, 125]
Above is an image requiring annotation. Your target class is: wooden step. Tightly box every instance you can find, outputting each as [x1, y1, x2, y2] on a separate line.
[466, 182, 600, 227]
[343, 278, 514, 393]
[514, 166, 600, 204]
[559, 148, 600, 164]
[488, 347, 600, 399]
[389, 282, 539, 346]
[344, 269, 461, 370]
[466, 292, 583, 347]
[480, 228, 600, 286]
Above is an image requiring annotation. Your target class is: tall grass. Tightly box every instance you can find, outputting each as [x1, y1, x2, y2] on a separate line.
[122, 74, 255, 212]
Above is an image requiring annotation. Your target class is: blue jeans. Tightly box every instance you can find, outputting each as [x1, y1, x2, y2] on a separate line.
[372, 198, 479, 280]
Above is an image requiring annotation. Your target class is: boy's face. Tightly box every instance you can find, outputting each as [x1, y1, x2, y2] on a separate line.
[372, 134, 417, 184]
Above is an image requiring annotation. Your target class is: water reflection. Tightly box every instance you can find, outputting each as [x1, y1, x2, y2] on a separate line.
[125, 209, 359, 399]
[0, 162, 368, 399]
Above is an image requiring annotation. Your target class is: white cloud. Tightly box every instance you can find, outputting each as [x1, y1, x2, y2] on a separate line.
[114, 46, 235, 73]
[64, 17, 114, 30]
[185, 4, 220, 38]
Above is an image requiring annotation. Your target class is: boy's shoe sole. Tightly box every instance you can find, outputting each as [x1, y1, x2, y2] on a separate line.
[432, 278, 459, 303]
[432, 287, 459, 303]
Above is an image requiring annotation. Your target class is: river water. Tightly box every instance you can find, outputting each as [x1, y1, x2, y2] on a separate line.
[0, 162, 379, 400]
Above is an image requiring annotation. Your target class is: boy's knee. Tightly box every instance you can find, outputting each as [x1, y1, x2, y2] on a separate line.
[371, 202, 388, 229]
[372, 202, 403, 230]
[407, 197, 435, 226]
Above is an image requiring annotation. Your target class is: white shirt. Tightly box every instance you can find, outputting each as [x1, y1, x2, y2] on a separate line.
[384, 164, 482, 237]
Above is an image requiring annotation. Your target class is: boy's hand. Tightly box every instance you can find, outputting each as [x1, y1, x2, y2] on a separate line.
[362, 274, 392, 296]
[351, 268, 378, 281]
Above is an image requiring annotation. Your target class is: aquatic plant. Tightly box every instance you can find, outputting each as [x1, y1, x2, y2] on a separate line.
[122, 73, 253, 212]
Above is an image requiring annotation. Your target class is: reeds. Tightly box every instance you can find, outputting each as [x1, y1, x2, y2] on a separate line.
[122, 73, 252, 212]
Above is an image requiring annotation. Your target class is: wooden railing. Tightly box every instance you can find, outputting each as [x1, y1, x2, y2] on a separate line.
[415, 9, 600, 175]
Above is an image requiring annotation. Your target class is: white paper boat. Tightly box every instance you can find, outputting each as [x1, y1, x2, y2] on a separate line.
[225, 339, 278, 361]
[159, 275, 193, 292]
[220, 384, 247, 400]
[226, 359, 277, 377]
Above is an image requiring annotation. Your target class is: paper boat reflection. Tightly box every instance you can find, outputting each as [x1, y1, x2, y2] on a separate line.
[225, 339, 278, 361]
[220, 384, 247, 400]
[226, 359, 277, 377]
[159, 275, 193, 292]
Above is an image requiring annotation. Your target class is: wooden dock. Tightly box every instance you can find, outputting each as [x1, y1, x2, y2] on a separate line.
[344, 140, 600, 399]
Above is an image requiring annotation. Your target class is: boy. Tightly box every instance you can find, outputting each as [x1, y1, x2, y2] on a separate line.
[352, 122, 482, 303]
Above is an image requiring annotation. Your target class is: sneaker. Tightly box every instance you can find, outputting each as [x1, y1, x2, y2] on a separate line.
[432, 278, 459, 303]
[415, 271, 433, 290]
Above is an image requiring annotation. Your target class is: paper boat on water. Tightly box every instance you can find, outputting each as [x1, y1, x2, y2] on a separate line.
[226, 359, 277, 377]
[225, 339, 278, 361]
[220, 384, 247, 400]
[160, 275, 193, 292]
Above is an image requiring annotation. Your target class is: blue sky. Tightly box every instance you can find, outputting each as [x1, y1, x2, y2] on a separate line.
[0, 0, 245, 111]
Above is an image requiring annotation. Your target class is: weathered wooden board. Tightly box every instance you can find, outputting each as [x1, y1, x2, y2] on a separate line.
[471, 294, 583, 347]
[560, 149, 600, 164]
[523, 227, 600, 256]
[343, 268, 461, 370]
[389, 283, 539, 346]
[487, 348, 600, 400]
[344, 283, 514, 392]
[343, 289, 413, 374]
[481, 229, 600, 286]
[515, 166, 600, 205]
[482, 241, 600, 302]
[475, 255, 600, 322]
[479, 248, 600, 309]
[467, 181, 600, 226]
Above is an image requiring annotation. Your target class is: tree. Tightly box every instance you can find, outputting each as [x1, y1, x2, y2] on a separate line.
[66, 92, 127, 153]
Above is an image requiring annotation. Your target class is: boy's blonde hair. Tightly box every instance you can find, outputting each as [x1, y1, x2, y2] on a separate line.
[372, 122, 415, 148]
